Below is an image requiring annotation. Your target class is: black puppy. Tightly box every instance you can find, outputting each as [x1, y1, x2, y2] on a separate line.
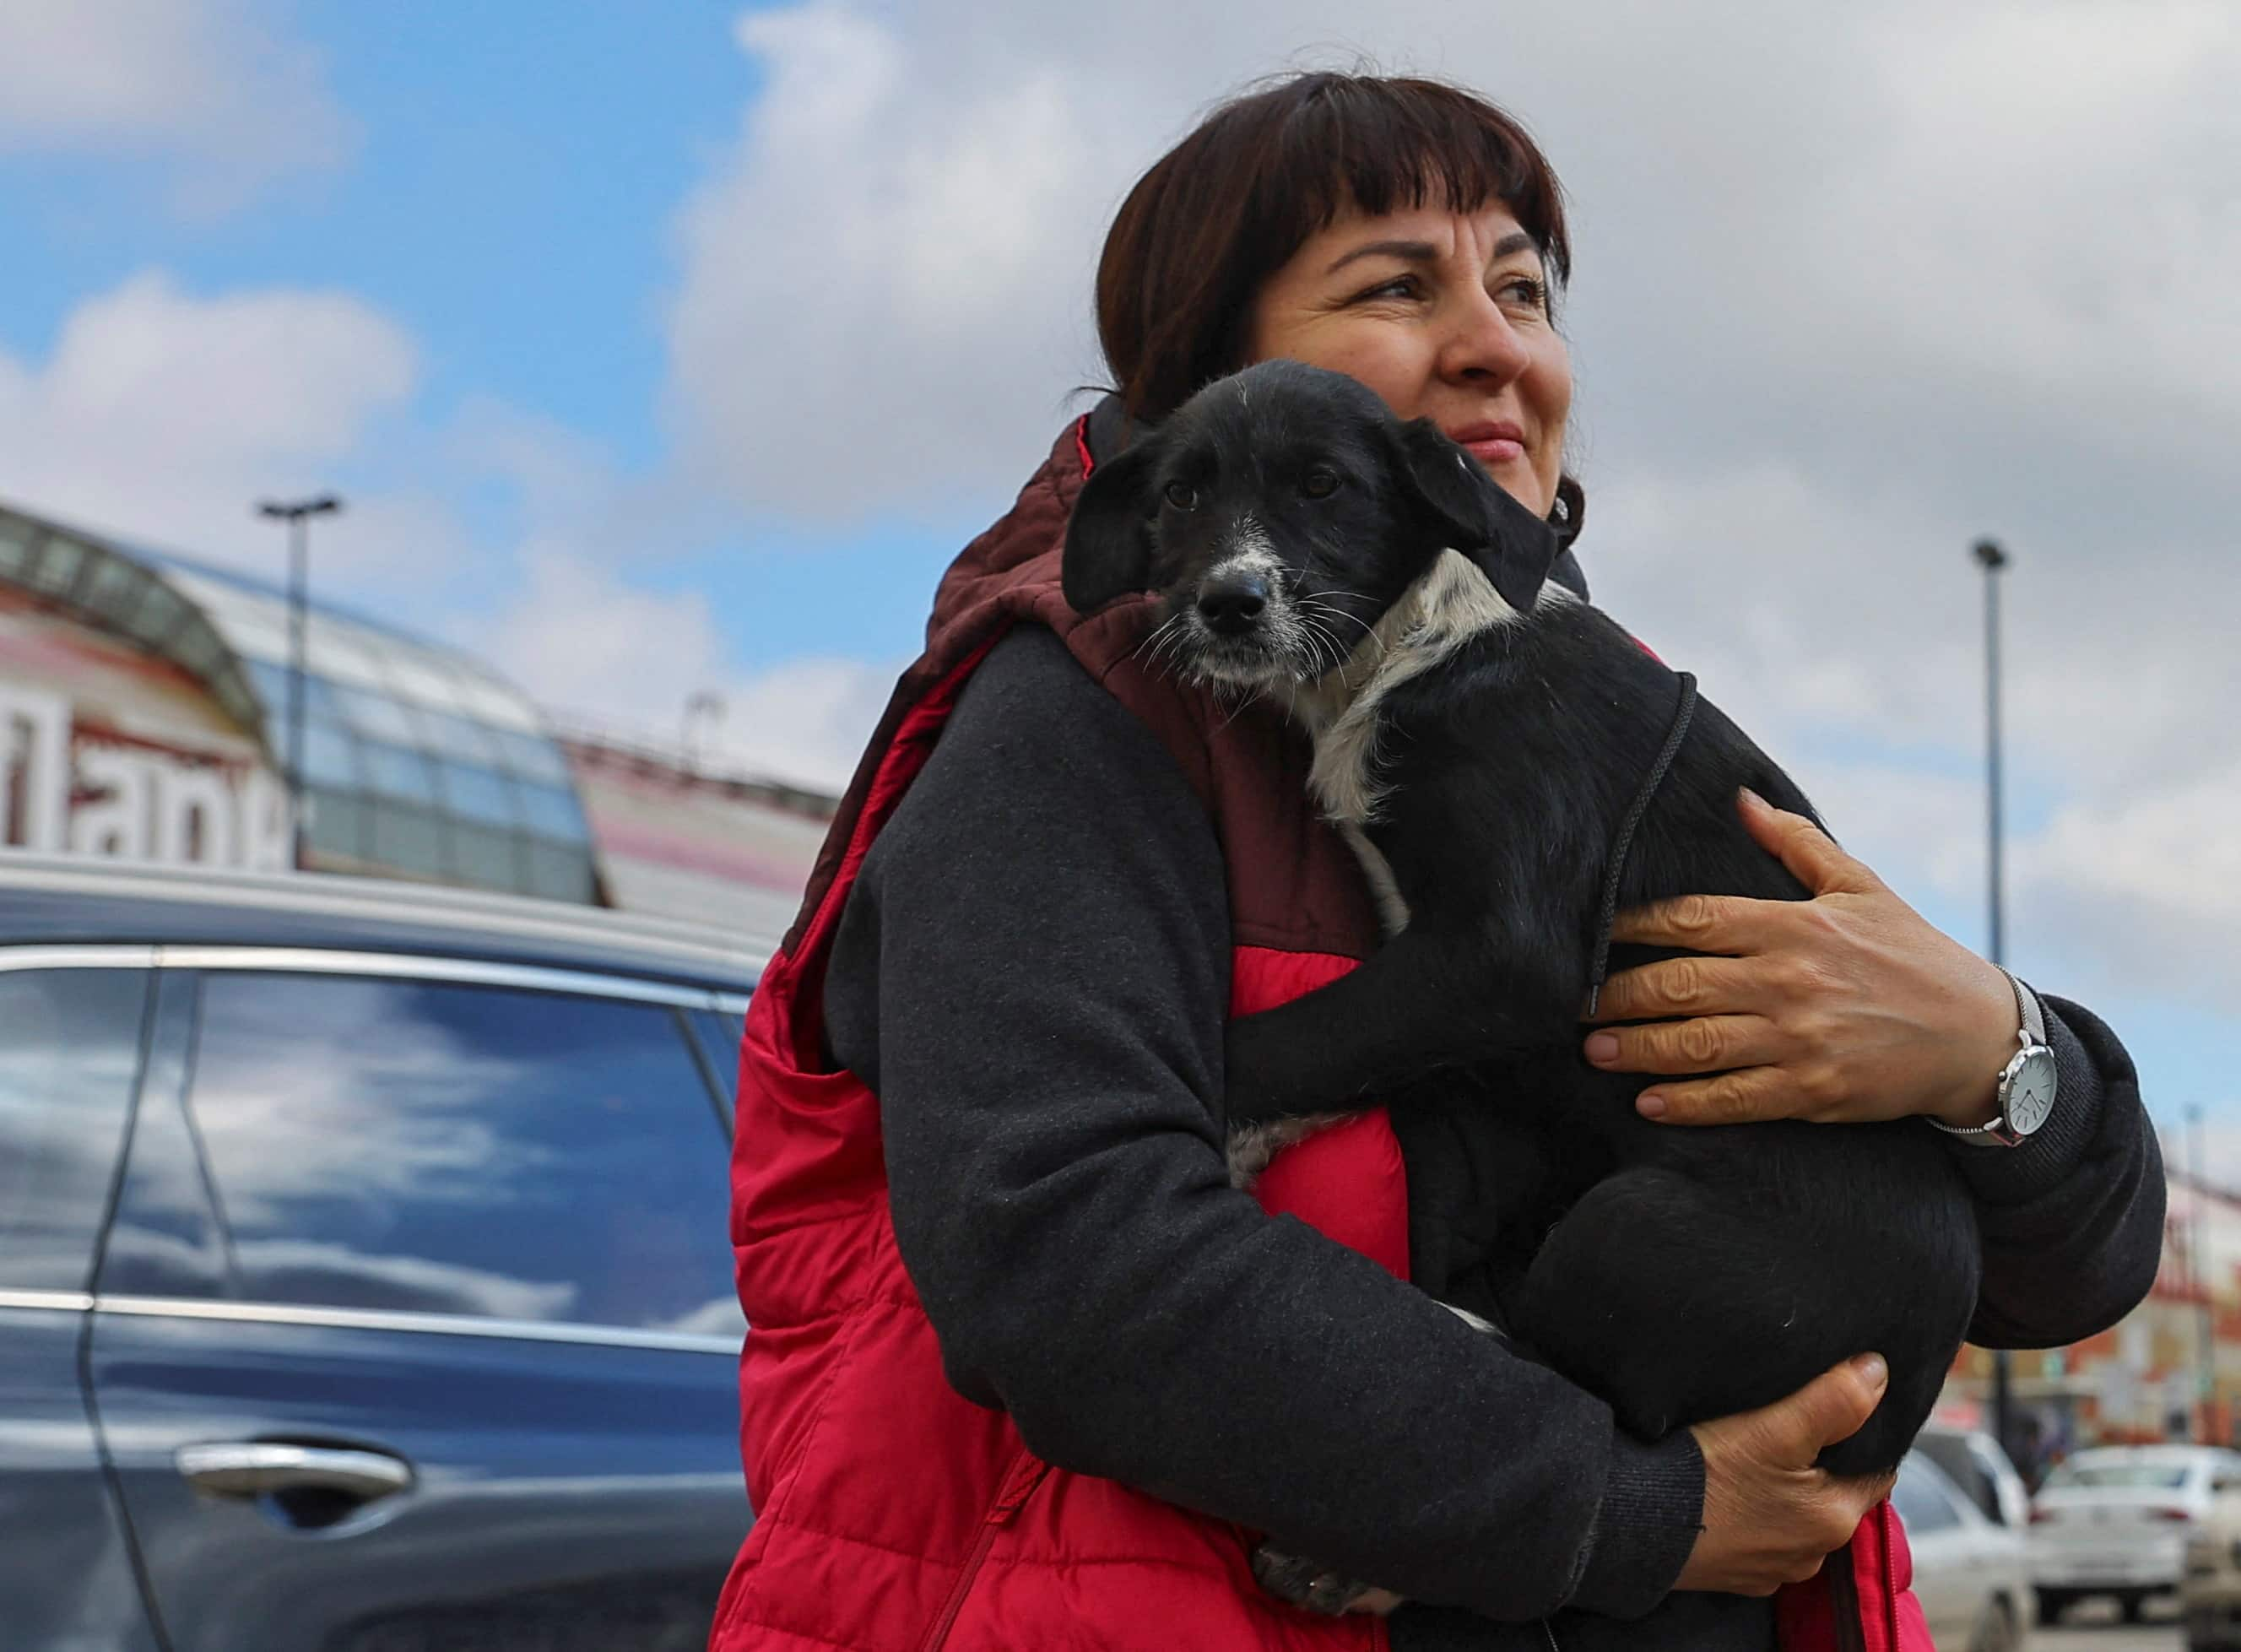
[1063, 360, 1978, 1532]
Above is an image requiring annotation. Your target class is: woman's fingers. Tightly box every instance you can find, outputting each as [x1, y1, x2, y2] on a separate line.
[1605, 891, 1783, 952]
[1763, 1355, 1889, 1462]
[1735, 788, 1883, 899]
[1584, 1014, 1782, 1079]
[1630, 1066, 1818, 1125]
[1585, 954, 1758, 1022]
[1679, 1355, 1894, 1595]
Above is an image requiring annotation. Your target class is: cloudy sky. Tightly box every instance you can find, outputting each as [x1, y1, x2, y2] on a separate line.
[1, 0, 2233, 1151]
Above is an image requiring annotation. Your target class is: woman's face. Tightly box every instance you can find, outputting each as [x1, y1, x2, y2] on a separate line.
[1246, 200, 1572, 520]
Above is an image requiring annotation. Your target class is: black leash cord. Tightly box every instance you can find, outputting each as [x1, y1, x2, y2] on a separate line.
[1585, 671, 1697, 1016]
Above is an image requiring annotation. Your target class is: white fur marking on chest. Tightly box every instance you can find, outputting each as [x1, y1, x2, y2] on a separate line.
[1283, 549, 1560, 826]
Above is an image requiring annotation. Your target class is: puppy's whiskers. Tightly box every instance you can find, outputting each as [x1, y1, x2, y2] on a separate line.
[1295, 613, 1347, 680]
[1130, 612, 1181, 667]
[1301, 594, 1382, 657]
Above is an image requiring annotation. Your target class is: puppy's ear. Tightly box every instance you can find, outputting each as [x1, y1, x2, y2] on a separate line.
[1389, 417, 1560, 615]
[1062, 438, 1162, 615]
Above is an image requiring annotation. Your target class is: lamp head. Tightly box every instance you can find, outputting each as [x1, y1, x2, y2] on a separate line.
[257, 495, 344, 522]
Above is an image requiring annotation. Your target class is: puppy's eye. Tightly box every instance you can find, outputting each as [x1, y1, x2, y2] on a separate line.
[1163, 481, 1198, 511]
[1301, 467, 1340, 500]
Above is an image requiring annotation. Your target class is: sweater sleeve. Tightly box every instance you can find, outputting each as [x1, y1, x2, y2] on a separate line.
[1944, 992, 2167, 1348]
[825, 625, 1702, 1622]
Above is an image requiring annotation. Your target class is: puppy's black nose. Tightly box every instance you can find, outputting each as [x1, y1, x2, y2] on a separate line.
[1196, 575, 1269, 635]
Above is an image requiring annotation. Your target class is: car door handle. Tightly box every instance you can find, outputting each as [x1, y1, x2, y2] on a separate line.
[175, 1442, 414, 1503]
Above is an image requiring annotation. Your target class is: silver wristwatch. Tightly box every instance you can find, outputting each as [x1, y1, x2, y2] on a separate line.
[1929, 969, 2058, 1147]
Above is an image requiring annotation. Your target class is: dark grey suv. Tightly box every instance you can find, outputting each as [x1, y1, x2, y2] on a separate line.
[0, 853, 765, 1651]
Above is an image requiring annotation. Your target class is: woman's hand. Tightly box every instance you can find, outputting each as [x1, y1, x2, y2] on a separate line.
[1582, 789, 2018, 1129]
[1678, 1355, 1895, 1595]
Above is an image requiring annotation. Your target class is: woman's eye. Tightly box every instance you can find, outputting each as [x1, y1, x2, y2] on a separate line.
[1355, 275, 1421, 303]
[1497, 274, 1550, 311]
[1163, 481, 1198, 511]
[1301, 468, 1340, 500]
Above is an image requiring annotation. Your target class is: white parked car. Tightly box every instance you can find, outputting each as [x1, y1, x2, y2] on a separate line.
[1894, 1448, 2031, 1651]
[2030, 1443, 2241, 1625]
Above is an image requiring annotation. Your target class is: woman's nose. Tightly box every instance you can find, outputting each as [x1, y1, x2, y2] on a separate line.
[1437, 290, 1532, 386]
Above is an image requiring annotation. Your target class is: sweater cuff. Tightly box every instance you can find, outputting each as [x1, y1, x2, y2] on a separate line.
[1934, 988, 2104, 1204]
[1566, 1427, 1705, 1619]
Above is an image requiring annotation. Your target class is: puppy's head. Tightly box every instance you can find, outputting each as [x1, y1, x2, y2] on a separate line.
[1063, 360, 1559, 691]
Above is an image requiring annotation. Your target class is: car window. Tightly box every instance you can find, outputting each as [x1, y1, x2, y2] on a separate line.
[1892, 1456, 1964, 1534]
[185, 972, 744, 1336]
[1914, 1431, 2000, 1523]
[2042, 1460, 2190, 1490]
[0, 968, 149, 1292]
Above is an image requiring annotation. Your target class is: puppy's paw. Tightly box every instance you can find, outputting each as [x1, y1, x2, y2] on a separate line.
[1251, 1541, 1376, 1617]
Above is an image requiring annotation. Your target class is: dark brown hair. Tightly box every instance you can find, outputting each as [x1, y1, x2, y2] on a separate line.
[1096, 73, 1584, 544]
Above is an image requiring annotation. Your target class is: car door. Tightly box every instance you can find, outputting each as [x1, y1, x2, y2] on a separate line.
[0, 955, 165, 1652]
[87, 952, 750, 1652]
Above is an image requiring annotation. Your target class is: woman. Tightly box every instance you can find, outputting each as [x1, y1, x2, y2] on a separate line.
[709, 73, 2162, 1652]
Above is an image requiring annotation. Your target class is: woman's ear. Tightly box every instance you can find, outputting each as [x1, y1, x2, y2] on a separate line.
[1062, 438, 1162, 615]
[1389, 417, 1559, 615]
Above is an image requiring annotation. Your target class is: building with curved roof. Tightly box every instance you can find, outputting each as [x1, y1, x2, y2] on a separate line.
[0, 500, 598, 903]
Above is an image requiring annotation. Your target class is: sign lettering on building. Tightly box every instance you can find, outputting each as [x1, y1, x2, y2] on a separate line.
[1, 681, 289, 870]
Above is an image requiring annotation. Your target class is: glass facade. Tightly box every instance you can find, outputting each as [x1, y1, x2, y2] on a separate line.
[154, 559, 600, 903]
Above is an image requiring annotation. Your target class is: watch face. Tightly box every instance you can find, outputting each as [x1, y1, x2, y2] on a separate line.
[2005, 1047, 2059, 1137]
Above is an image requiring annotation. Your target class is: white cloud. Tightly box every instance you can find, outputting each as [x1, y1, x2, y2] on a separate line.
[0, 0, 353, 211]
[2013, 763, 2241, 985]
[476, 550, 892, 794]
[663, 2, 1123, 519]
[0, 270, 467, 586]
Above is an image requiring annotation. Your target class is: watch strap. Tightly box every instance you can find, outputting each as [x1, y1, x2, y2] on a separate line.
[1928, 968, 2047, 1146]
[2014, 970, 2048, 1046]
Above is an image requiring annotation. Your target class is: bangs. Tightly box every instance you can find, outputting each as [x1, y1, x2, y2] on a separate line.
[1254, 77, 1571, 289]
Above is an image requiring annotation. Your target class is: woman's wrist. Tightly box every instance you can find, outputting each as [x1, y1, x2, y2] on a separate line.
[1928, 956, 2025, 1129]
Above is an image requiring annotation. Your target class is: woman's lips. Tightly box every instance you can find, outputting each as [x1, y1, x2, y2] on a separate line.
[1447, 422, 1526, 467]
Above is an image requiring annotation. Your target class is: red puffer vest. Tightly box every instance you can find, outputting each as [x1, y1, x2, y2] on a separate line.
[708, 420, 1931, 1652]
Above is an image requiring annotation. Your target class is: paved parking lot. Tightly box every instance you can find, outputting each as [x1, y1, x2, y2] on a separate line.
[2035, 1593, 2184, 1650]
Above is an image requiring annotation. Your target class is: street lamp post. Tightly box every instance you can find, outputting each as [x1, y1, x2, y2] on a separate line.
[683, 691, 725, 774]
[2195, 1104, 2217, 1442]
[257, 495, 342, 869]
[1973, 536, 2016, 1460]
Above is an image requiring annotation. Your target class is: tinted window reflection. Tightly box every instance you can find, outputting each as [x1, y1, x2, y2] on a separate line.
[188, 975, 741, 1335]
[0, 969, 149, 1291]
